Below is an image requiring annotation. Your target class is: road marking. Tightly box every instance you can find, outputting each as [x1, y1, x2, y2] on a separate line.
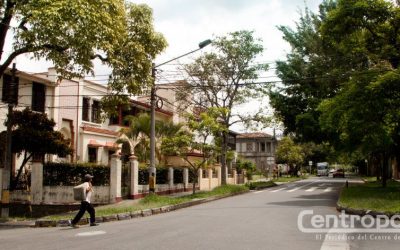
[305, 187, 317, 192]
[253, 190, 264, 194]
[320, 229, 350, 250]
[318, 183, 326, 187]
[76, 231, 106, 237]
[287, 180, 320, 192]
[270, 187, 286, 192]
[324, 187, 332, 192]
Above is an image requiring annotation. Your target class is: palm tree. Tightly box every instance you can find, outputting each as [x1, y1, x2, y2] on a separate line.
[118, 112, 182, 165]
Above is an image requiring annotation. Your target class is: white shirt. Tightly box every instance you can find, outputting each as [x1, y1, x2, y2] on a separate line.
[82, 182, 93, 203]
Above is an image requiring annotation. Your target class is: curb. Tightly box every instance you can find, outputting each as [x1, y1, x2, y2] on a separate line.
[336, 203, 400, 218]
[29, 190, 250, 228]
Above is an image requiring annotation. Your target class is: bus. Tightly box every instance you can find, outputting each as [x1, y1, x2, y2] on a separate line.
[317, 162, 329, 176]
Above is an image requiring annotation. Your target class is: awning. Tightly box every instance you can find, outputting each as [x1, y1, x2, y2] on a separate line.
[88, 139, 103, 148]
[104, 141, 120, 150]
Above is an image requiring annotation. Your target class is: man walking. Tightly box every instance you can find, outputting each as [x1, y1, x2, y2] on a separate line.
[70, 174, 98, 228]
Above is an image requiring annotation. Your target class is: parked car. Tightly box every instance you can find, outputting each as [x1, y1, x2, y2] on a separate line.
[332, 169, 345, 178]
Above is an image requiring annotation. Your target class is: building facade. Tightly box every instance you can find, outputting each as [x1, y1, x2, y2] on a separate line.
[235, 132, 278, 175]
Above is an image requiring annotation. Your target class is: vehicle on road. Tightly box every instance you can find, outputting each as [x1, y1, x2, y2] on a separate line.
[332, 169, 345, 178]
[317, 162, 329, 176]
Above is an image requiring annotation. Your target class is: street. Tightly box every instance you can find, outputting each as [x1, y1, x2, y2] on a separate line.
[1, 177, 399, 250]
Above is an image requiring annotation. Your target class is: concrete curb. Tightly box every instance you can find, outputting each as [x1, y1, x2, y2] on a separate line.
[336, 204, 400, 218]
[28, 190, 250, 228]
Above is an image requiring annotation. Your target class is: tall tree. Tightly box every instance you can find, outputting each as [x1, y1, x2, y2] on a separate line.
[0, 108, 72, 190]
[0, 1, 166, 90]
[177, 30, 268, 184]
[318, 0, 400, 186]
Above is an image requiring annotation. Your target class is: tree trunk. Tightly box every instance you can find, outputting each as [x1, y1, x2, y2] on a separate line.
[10, 153, 32, 190]
[220, 131, 228, 185]
[382, 153, 388, 188]
[192, 171, 198, 195]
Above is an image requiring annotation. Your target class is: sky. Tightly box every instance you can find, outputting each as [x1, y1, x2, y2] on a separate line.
[11, 0, 323, 133]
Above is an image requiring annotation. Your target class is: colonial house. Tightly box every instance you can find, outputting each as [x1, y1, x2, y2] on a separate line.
[235, 132, 278, 175]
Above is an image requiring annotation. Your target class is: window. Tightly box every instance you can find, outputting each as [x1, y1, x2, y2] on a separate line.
[267, 142, 272, 153]
[32, 82, 46, 112]
[246, 142, 253, 152]
[88, 147, 97, 163]
[261, 142, 266, 152]
[91, 100, 101, 123]
[82, 97, 90, 121]
[2, 74, 19, 104]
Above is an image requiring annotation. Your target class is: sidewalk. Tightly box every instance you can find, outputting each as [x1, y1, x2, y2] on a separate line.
[0, 190, 196, 229]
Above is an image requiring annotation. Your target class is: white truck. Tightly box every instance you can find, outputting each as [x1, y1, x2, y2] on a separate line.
[317, 162, 329, 176]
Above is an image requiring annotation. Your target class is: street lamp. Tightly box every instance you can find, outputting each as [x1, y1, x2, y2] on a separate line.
[149, 39, 212, 177]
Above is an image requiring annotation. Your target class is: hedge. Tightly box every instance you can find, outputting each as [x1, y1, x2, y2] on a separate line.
[43, 162, 110, 186]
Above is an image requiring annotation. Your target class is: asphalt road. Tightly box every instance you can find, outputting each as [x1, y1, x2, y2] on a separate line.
[1, 177, 399, 250]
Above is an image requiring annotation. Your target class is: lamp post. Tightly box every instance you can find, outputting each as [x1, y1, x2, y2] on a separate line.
[149, 39, 212, 177]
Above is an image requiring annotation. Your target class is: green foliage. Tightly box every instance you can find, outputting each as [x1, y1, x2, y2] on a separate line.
[236, 158, 257, 179]
[246, 181, 276, 190]
[339, 180, 400, 213]
[1, 108, 72, 189]
[161, 108, 226, 193]
[43, 162, 110, 186]
[276, 136, 305, 167]
[0, 1, 166, 113]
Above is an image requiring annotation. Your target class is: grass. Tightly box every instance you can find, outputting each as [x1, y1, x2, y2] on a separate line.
[338, 180, 400, 213]
[41, 184, 249, 221]
[273, 176, 307, 183]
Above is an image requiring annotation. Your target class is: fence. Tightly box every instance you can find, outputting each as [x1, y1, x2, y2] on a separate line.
[3, 155, 246, 205]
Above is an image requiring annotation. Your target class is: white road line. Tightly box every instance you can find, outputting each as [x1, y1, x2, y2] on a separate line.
[76, 231, 106, 237]
[287, 180, 320, 192]
[253, 190, 264, 194]
[318, 183, 326, 187]
[320, 229, 350, 250]
[270, 187, 286, 192]
[324, 187, 333, 192]
[305, 187, 317, 192]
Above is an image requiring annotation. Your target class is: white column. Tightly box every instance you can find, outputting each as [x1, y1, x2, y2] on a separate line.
[183, 168, 189, 191]
[110, 153, 122, 203]
[216, 165, 222, 186]
[208, 168, 213, 190]
[168, 167, 174, 191]
[233, 169, 237, 184]
[31, 161, 43, 204]
[129, 155, 139, 199]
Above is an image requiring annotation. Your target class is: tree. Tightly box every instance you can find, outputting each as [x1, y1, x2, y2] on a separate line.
[118, 113, 182, 165]
[0, 1, 166, 91]
[161, 108, 227, 194]
[177, 30, 269, 185]
[275, 136, 304, 176]
[0, 108, 72, 190]
[317, 0, 400, 187]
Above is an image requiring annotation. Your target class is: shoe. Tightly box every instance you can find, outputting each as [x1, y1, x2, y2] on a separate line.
[90, 223, 99, 227]
[71, 223, 79, 228]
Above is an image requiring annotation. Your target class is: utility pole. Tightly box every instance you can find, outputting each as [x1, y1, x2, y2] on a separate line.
[149, 64, 156, 176]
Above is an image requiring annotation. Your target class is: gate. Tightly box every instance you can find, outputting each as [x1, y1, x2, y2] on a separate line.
[121, 162, 131, 198]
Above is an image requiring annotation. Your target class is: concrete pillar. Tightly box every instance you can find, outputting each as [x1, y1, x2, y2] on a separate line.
[183, 168, 189, 191]
[208, 168, 213, 190]
[216, 165, 222, 186]
[129, 155, 139, 199]
[110, 153, 122, 203]
[198, 168, 202, 190]
[31, 161, 43, 204]
[168, 167, 174, 192]
[233, 169, 237, 184]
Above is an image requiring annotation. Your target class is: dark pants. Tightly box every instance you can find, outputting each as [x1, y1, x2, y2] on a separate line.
[72, 201, 95, 224]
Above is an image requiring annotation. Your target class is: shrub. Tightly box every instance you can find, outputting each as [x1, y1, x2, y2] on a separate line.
[43, 162, 110, 186]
